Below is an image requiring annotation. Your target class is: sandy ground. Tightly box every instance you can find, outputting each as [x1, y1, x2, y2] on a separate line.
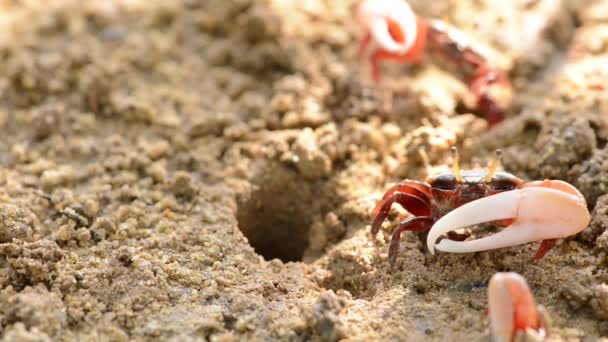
[1, 0, 608, 340]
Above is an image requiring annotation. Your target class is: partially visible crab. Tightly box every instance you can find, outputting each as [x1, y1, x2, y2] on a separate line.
[488, 272, 549, 342]
[372, 147, 590, 267]
[357, 0, 510, 126]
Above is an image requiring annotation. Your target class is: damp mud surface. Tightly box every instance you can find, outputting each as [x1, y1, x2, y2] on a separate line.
[1, 0, 608, 340]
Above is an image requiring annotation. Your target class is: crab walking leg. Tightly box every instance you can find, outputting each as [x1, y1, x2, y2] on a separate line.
[426, 186, 590, 255]
[532, 238, 557, 261]
[372, 181, 432, 217]
[372, 192, 431, 238]
[488, 273, 542, 342]
[359, 32, 372, 61]
[476, 92, 504, 127]
[389, 216, 434, 267]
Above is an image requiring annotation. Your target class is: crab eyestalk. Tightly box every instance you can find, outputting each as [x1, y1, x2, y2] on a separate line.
[482, 149, 502, 183]
[450, 147, 463, 183]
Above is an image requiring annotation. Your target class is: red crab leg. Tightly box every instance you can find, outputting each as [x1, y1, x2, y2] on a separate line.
[372, 193, 431, 238]
[476, 93, 504, 127]
[372, 182, 432, 238]
[373, 181, 432, 216]
[369, 48, 422, 83]
[368, 17, 428, 83]
[369, 20, 412, 83]
[359, 32, 372, 62]
[426, 22, 508, 126]
[532, 238, 557, 261]
[389, 216, 434, 267]
[469, 68, 508, 127]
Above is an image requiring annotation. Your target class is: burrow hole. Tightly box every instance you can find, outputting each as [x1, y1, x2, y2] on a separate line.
[236, 162, 328, 263]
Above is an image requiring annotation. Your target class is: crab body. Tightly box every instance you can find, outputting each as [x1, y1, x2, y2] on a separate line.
[426, 170, 522, 219]
[357, 0, 509, 126]
[372, 148, 591, 267]
[372, 169, 523, 266]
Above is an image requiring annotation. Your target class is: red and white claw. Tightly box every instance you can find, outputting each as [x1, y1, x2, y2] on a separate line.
[426, 180, 590, 258]
[357, 0, 418, 54]
[488, 272, 549, 342]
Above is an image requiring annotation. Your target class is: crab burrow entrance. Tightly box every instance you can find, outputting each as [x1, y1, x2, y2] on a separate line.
[236, 161, 334, 263]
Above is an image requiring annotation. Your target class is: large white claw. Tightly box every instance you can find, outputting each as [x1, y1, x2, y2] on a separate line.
[369, 19, 408, 54]
[426, 185, 590, 255]
[360, 0, 417, 54]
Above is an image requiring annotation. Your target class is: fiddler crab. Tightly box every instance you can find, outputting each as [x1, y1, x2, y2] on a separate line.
[372, 147, 591, 267]
[357, 0, 510, 126]
[488, 272, 549, 342]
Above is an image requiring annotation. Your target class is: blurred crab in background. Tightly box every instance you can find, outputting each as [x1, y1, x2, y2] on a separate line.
[488, 272, 550, 342]
[357, 0, 511, 126]
[372, 147, 590, 267]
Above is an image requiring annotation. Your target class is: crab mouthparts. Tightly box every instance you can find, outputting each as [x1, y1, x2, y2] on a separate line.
[459, 185, 487, 200]
[426, 186, 590, 255]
